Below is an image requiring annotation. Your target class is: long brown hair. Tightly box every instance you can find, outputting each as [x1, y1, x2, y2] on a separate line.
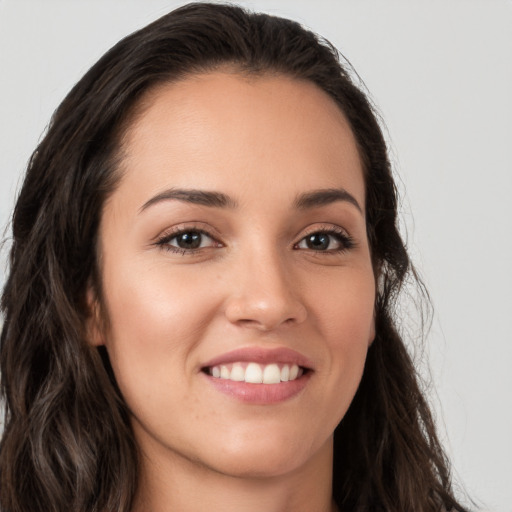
[1, 3, 468, 511]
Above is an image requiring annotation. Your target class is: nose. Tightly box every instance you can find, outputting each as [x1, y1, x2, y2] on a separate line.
[224, 250, 307, 331]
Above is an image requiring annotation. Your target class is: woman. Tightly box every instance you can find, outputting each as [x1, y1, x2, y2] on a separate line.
[0, 3, 469, 511]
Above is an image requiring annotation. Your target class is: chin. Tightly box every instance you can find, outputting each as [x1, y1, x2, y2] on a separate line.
[196, 429, 331, 479]
[206, 451, 306, 479]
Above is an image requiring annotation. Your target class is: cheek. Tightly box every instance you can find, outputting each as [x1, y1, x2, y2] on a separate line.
[310, 266, 375, 341]
[101, 260, 220, 388]
[306, 266, 375, 383]
[106, 256, 220, 330]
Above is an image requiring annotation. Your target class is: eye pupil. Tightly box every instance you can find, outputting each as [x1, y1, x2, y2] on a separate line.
[177, 232, 202, 249]
[306, 233, 330, 250]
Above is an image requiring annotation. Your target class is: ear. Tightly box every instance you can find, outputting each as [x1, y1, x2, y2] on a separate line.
[85, 286, 105, 347]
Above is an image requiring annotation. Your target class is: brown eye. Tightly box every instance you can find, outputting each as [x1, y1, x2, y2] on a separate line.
[175, 231, 203, 249]
[304, 233, 331, 250]
[157, 228, 221, 253]
[295, 229, 355, 253]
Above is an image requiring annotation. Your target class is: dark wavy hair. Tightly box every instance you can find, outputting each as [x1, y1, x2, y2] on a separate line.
[0, 3, 468, 511]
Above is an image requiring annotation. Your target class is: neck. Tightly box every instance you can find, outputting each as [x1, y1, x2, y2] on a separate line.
[132, 436, 336, 512]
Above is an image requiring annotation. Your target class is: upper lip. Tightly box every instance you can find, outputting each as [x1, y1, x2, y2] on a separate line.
[201, 346, 314, 370]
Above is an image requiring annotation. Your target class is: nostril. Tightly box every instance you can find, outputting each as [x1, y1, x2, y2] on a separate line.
[224, 298, 307, 331]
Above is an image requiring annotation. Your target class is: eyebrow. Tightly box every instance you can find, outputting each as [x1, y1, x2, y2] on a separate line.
[139, 187, 362, 214]
[139, 188, 238, 212]
[294, 188, 362, 213]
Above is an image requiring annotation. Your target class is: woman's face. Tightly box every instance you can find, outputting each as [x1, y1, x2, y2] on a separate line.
[92, 71, 375, 479]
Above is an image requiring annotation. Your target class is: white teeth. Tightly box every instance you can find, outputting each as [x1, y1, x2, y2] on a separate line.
[230, 363, 245, 381]
[262, 363, 281, 384]
[245, 362, 263, 383]
[220, 365, 230, 379]
[209, 362, 303, 384]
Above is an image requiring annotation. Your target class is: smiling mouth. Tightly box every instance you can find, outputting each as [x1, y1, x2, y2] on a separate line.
[202, 362, 307, 384]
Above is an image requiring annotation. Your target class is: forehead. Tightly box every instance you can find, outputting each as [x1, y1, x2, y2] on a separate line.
[114, 71, 365, 211]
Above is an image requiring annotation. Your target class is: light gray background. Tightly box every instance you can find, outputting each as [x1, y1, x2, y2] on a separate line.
[0, 1, 511, 510]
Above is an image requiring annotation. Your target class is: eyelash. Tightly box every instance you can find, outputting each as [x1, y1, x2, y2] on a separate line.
[155, 225, 356, 256]
[155, 227, 220, 256]
[294, 226, 356, 254]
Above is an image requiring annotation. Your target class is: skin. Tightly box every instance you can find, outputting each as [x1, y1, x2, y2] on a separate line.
[90, 71, 376, 512]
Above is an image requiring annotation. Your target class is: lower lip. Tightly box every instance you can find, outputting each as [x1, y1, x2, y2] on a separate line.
[203, 372, 311, 404]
